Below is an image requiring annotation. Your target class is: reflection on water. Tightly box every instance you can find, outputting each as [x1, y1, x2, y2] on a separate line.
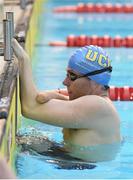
[16, 133, 96, 169]
[16, 128, 121, 172]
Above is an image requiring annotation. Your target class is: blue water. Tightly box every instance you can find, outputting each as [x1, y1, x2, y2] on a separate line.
[16, 0, 133, 179]
[40, 13, 133, 41]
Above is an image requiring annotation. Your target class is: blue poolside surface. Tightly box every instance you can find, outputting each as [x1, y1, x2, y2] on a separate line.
[16, 0, 133, 179]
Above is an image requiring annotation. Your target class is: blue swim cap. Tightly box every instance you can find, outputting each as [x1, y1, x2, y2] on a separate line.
[68, 45, 112, 86]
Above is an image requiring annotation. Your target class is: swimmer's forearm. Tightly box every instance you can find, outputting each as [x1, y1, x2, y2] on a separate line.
[12, 39, 38, 108]
[20, 54, 38, 107]
[36, 90, 69, 104]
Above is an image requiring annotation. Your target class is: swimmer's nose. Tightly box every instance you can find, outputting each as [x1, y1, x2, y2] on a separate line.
[63, 76, 71, 86]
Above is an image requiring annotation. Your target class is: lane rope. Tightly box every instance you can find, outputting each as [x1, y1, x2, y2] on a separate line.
[49, 35, 133, 48]
[109, 86, 133, 101]
[53, 3, 133, 13]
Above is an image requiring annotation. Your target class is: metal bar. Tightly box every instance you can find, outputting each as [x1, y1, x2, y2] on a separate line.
[6, 12, 14, 58]
[3, 20, 12, 61]
[6, 12, 14, 39]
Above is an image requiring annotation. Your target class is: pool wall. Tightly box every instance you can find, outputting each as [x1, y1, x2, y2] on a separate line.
[0, 60, 20, 170]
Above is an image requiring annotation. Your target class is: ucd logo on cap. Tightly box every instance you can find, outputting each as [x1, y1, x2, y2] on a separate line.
[85, 49, 111, 68]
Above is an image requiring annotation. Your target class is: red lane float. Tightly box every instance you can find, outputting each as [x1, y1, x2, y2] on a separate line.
[119, 87, 133, 101]
[53, 3, 133, 13]
[109, 86, 119, 101]
[49, 35, 133, 48]
[109, 86, 133, 101]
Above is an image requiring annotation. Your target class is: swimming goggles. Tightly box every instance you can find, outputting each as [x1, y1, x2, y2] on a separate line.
[67, 66, 112, 81]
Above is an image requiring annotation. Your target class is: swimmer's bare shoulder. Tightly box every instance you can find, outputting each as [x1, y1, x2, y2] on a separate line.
[72, 94, 120, 125]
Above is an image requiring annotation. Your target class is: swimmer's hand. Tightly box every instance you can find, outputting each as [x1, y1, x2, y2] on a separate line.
[12, 38, 29, 61]
[36, 92, 50, 103]
[36, 90, 69, 104]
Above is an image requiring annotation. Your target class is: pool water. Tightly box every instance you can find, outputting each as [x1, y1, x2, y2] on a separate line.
[16, 0, 133, 179]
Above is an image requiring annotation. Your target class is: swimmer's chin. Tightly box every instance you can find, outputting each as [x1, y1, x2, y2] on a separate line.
[68, 94, 77, 100]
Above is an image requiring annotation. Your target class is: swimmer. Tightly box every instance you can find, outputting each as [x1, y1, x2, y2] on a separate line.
[12, 39, 121, 162]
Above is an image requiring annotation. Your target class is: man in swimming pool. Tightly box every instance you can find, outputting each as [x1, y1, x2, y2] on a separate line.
[12, 39, 121, 162]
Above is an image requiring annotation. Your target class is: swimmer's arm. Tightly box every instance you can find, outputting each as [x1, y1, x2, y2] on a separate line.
[23, 95, 109, 129]
[36, 89, 69, 104]
[12, 39, 68, 105]
[12, 38, 38, 109]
